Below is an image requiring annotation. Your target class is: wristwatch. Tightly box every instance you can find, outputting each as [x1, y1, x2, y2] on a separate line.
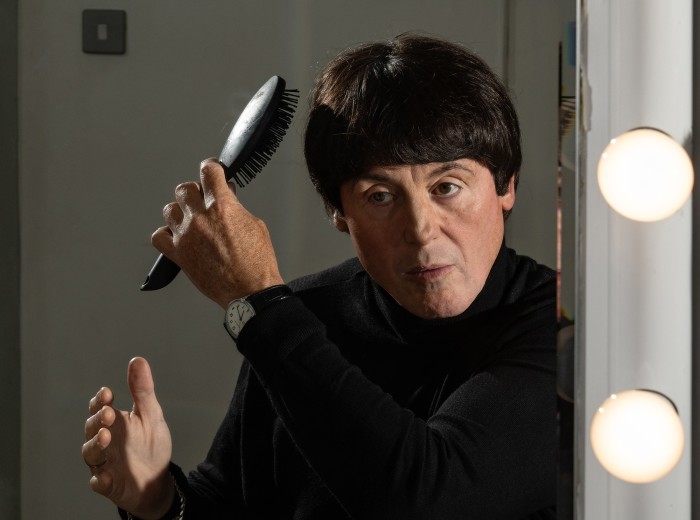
[224, 284, 293, 341]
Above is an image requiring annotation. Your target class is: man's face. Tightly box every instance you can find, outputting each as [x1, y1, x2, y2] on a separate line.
[335, 159, 515, 319]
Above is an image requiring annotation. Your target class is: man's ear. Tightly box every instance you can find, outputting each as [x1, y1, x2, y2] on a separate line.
[332, 211, 349, 233]
[500, 175, 516, 213]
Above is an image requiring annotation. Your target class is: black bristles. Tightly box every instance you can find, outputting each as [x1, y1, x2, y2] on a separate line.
[230, 89, 300, 187]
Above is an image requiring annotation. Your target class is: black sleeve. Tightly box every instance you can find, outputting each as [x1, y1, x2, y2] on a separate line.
[159, 368, 251, 519]
[234, 295, 556, 520]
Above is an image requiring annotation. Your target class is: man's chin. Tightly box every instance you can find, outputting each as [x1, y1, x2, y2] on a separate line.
[402, 295, 471, 320]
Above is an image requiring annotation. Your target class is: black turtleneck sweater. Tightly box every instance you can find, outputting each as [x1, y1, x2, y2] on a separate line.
[163, 246, 557, 519]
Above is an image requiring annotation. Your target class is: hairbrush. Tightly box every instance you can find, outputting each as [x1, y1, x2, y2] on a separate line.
[140, 75, 298, 291]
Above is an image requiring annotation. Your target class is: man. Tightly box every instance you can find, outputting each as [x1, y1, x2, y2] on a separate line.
[83, 33, 556, 519]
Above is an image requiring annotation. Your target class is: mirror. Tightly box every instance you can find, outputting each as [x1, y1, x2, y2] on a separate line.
[7, 0, 576, 517]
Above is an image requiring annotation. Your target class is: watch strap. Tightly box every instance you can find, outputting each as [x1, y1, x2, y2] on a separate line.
[245, 284, 294, 313]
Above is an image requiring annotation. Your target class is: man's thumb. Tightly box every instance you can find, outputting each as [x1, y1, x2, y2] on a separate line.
[127, 357, 161, 418]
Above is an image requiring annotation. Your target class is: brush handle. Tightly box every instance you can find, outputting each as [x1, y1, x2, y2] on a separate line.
[140, 253, 181, 291]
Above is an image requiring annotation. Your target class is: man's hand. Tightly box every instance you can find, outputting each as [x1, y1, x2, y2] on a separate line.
[151, 158, 284, 308]
[83, 358, 174, 520]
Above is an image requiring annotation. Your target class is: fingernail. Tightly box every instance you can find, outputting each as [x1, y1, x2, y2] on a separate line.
[200, 157, 218, 169]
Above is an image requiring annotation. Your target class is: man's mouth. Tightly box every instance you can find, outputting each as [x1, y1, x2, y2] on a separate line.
[404, 264, 453, 281]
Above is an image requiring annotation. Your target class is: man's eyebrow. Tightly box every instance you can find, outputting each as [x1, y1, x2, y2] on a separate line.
[427, 162, 475, 177]
[356, 171, 394, 183]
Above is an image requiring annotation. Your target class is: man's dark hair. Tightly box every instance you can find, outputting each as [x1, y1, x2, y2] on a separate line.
[304, 32, 522, 217]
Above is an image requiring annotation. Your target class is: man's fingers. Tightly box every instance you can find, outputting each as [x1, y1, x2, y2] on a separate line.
[85, 406, 116, 441]
[82, 427, 111, 467]
[89, 387, 113, 415]
[151, 226, 175, 259]
[162, 201, 184, 228]
[199, 158, 238, 207]
[175, 181, 205, 215]
[127, 357, 162, 421]
[89, 468, 114, 496]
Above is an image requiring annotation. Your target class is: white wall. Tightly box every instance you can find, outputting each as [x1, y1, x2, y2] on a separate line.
[578, 0, 693, 518]
[17, 1, 562, 518]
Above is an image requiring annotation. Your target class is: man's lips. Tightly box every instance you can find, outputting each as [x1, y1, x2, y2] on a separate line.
[403, 264, 453, 281]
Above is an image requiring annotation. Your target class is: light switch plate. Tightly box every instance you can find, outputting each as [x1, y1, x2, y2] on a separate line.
[82, 9, 126, 55]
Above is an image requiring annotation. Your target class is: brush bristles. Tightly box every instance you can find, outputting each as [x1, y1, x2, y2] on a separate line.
[232, 89, 300, 187]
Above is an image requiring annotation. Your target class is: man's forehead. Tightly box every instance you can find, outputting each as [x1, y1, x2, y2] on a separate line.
[357, 161, 478, 182]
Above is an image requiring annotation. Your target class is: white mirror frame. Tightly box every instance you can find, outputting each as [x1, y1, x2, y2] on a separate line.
[576, 0, 692, 518]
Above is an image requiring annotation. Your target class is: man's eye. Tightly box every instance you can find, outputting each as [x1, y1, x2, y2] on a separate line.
[369, 192, 393, 204]
[434, 183, 460, 197]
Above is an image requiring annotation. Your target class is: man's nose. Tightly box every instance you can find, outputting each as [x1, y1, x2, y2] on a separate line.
[402, 195, 438, 245]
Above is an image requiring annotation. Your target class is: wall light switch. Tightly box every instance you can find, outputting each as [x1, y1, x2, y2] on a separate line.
[82, 9, 126, 55]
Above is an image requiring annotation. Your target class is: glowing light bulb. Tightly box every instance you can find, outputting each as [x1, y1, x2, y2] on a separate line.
[597, 128, 694, 221]
[590, 389, 684, 483]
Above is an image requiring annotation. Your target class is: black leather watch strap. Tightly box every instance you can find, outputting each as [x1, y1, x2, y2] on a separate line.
[246, 284, 294, 313]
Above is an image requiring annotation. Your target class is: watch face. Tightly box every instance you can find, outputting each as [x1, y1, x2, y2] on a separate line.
[226, 300, 256, 339]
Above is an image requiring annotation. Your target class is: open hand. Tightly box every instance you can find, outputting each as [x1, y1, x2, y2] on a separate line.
[83, 357, 174, 520]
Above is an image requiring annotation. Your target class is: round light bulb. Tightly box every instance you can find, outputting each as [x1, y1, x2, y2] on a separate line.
[590, 389, 684, 483]
[597, 128, 694, 221]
